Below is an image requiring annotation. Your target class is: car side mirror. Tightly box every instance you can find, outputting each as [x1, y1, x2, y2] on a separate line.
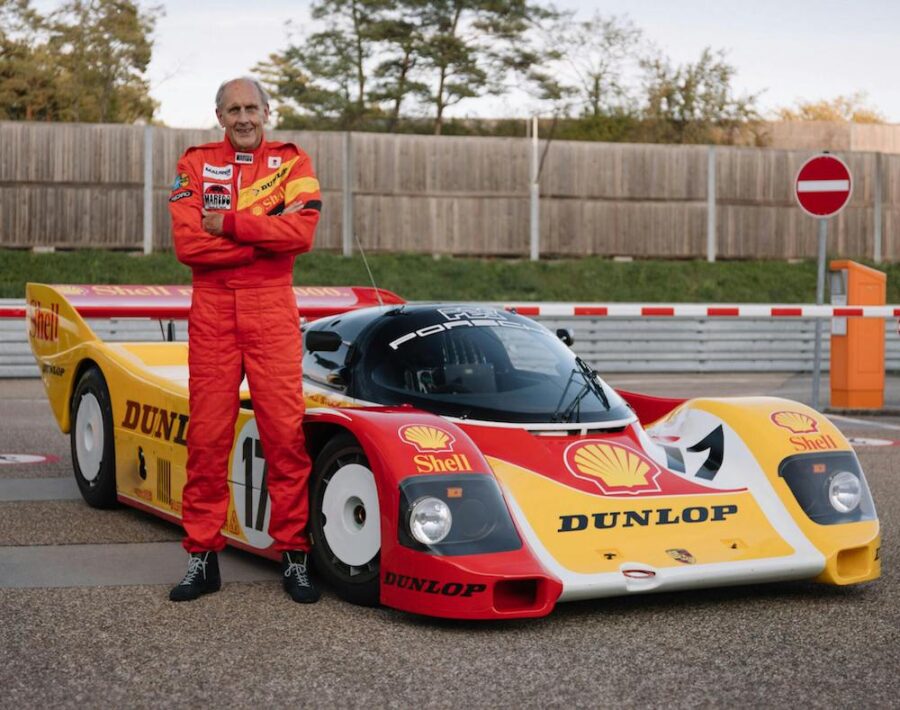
[306, 330, 342, 352]
[556, 328, 575, 347]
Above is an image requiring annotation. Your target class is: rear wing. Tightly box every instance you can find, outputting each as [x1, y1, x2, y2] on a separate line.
[26, 284, 404, 321]
[25, 283, 405, 431]
[25, 282, 403, 359]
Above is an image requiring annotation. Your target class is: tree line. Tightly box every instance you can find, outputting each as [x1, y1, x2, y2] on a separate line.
[0, 0, 886, 142]
[253, 0, 765, 143]
[1, 0, 157, 123]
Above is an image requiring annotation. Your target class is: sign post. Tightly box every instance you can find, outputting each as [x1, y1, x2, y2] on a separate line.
[794, 154, 853, 410]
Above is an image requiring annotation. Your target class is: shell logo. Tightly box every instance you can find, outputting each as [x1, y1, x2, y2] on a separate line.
[398, 424, 455, 453]
[770, 410, 818, 434]
[564, 441, 662, 495]
[54, 285, 86, 296]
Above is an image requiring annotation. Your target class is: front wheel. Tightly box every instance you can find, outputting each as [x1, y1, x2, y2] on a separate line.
[309, 433, 381, 606]
[70, 366, 117, 508]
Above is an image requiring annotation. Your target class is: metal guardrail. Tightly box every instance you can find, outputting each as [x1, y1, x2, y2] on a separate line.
[3, 299, 899, 377]
[0, 313, 187, 378]
[538, 317, 900, 373]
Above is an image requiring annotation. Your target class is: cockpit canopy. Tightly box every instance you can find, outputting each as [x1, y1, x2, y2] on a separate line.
[303, 305, 632, 424]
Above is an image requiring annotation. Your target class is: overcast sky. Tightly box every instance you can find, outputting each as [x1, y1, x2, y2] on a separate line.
[140, 0, 900, 128]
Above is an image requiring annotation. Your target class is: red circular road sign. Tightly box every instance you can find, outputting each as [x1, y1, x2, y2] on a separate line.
[794, 154, 853, 218]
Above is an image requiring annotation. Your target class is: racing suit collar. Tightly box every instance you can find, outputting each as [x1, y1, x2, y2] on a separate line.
[224, 133, 266, 164]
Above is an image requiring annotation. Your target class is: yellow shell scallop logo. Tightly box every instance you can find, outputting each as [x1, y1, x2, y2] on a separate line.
[399, 424, 455, 452]
[564, 441, 662, 494]
[770, 410, 818, 434]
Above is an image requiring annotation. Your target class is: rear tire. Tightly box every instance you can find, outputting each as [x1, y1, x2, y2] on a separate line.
[70, 366, 117, 508]
[309, 433, 381, 606]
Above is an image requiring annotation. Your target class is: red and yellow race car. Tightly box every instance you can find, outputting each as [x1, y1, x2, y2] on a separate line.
[26, 284, 881, 619]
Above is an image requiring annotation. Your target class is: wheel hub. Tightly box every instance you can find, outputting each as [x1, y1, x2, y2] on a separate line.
[322, 463, 380, 567]
[75, 393, 104, 482]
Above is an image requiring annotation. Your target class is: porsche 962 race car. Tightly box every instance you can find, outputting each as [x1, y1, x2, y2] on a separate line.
[26, 283, 881, 619]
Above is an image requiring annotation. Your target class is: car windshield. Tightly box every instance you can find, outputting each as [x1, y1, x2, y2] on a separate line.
[354, 306, 632, 424]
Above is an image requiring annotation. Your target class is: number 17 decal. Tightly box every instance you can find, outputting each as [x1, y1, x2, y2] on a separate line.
[242, 436, 269, 531]
[231, 418, 273, 548]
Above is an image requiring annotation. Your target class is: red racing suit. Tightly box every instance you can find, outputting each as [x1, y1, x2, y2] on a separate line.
[168, 135, 321, 553]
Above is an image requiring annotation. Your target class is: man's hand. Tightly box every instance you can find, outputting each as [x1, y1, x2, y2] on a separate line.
[201, 209, 225, 235]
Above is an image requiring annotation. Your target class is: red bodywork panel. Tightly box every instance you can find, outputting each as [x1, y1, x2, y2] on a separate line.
[460, 422, 720, 498]
[305, 407, 563, 619]
[617, 389, 685, 426]
[303, 401, 721, 619]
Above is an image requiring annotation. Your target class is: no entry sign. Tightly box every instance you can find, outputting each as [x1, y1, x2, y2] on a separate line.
[795, 154, 853, 218]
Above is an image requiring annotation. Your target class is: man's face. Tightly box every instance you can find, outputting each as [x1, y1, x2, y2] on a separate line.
[216, 80, 268, 151]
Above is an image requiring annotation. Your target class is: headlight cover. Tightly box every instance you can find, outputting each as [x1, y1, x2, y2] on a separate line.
[398, 474, 522, 555]
[778, 452, 876, 525]
[409, 496, 453, 544]
[828, 470, 862, 514]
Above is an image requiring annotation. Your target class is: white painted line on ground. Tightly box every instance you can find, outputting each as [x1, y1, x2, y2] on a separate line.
[830, 414, 900, 432]
[847, 437, 898, 447]
[0, 454, 59, 466]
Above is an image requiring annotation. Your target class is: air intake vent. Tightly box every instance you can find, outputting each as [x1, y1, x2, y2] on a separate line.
[157, 458, 172, 506]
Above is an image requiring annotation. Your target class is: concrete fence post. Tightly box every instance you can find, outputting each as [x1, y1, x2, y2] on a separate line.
[529, 116, 540, 261]
[143, 124, 153, 255]
[342, 131, 353, 257]
[874, 151, 883, 263]
[707, 145, 716, 263]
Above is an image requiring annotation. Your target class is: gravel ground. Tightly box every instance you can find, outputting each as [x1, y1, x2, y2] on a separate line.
[0, 500, 181, 546]
[1, 577, 896, 708]
[1, 377, 898, 709]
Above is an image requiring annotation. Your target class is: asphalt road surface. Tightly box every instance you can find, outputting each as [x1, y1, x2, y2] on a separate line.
[1, 375, 898, 709]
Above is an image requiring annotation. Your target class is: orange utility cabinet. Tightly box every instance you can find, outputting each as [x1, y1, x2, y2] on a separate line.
[829, 260, 886, 409]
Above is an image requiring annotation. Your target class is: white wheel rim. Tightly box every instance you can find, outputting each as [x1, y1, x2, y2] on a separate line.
[75, 393, 104, 482]
[322, 462, 380, 567]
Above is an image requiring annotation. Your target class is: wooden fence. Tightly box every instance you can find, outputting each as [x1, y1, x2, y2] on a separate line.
[1, 120, 898, 260]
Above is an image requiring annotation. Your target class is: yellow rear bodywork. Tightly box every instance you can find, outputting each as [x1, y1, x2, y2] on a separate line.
[25, 284, 324, 552]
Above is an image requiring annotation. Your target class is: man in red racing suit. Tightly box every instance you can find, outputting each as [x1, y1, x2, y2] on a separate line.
[167, 77, 321, 603]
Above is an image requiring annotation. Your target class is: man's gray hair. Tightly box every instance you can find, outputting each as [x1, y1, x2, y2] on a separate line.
[215, 77, 270, 111]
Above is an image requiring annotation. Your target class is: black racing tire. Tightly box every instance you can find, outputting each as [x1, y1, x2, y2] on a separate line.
[70, 366, 117, 508]
[309, 433, 381, 606]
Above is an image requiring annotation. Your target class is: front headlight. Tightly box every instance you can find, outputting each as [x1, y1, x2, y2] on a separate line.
[398, 474, 522, 555]
[828, 471, 862, 513]
[409, 496, 452, 544]
[778, 451, 876, 525]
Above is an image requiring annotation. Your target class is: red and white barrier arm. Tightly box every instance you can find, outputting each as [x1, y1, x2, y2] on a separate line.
[504, 303, 900, 318]
[0, 305, 26, 318]
[3, 300, 900, 320]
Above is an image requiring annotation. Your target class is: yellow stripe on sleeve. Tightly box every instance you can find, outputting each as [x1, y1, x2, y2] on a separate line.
[285, 177, 321, 205]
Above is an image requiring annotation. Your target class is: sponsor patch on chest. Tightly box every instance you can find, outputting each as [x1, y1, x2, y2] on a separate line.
[268, 155, 282, 168]
[203, 163, 233, 180]
[203, 182, 232, 210]
[235, 152, 254, 164]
